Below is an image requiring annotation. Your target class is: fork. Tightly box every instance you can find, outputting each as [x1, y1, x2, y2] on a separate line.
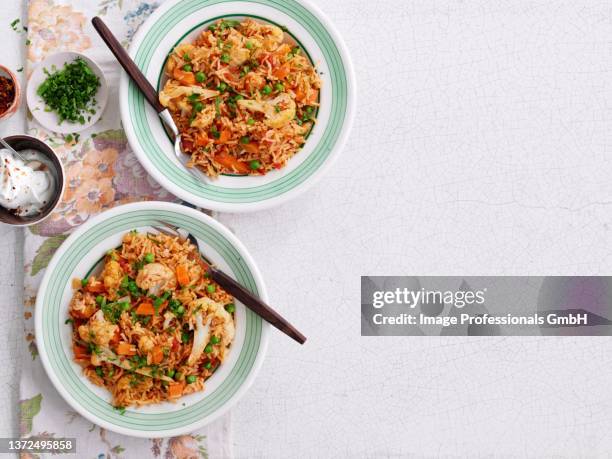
[92, 17, 209, 183]
[153, 221, 307, 345]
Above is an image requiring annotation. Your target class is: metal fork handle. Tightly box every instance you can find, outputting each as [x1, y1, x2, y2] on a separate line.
[153, 221, 307, 344]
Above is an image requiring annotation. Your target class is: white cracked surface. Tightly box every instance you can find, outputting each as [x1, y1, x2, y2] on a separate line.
[2, 0, 612, 457]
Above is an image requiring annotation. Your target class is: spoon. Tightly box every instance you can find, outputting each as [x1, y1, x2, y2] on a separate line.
[0, 137, 27, 162]
[91, 17, 208, 182]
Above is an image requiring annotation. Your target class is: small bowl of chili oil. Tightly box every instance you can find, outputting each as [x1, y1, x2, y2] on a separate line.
[0, 65, 20, 121]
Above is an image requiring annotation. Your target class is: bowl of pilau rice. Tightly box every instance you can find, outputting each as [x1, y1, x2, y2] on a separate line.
[120, 0, 355, 212]
[35, 201, 269, 437]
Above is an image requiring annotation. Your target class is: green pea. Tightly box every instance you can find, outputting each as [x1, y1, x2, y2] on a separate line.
[249, 160, 261, 170]
[274, 82, 284, 92]
[205, 344, 213, 353]
[176, 305, 185, 315]
[234, 94, 244, 101]
[95, 367, 103, 377]
[81, 278, 89, 287]
[166, 369, 175, 378]
[240, 136, 250, 144]
[207, 284, 216, 294]
[210, 335, 221, 344]
[144, 253, 154, 263]
[182, 64, 192, 72]
[174, 371, 183, 380]
[245, 41, 254, 50]
[186, 375, 197, 384]
[221, 53, 230, 64]
[225, 303, 236, 313]
[183, 53, 191, 61]
[193, 101, 204, 112]
[196, 71, 206, 83]
[261, 85, 272, 95]
[247, 118, 255, 126]
[95, 295, 104, 304]
[204, 361, 212, 369]
[181, 331, 190, 343]
[217, 82, 227, 92]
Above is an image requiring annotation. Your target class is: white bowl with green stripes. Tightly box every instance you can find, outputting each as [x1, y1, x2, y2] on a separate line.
[119, 0, 355, 212]
[35, 201, 269, 437]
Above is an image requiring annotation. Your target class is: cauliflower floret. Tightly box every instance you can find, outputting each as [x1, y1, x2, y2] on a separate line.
[237, 93, 296, 128]
[138, 335, 156, 354]
[136, 263, 177, 295]
[102, 259, 123, 296]
[159, 81, 219, 108]
[78, 310, 118, 348]
[186, 297, 236, 364]
[70, 290, 97, 319]
[230, 47, 250, 66]
[241, 19, 283, 50]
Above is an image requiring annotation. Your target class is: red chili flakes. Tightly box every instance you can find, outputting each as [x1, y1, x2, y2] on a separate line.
[0, 76, 15, 115]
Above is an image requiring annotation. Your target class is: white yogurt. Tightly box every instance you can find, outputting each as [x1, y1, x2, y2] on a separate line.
[0, 148, 55, 216]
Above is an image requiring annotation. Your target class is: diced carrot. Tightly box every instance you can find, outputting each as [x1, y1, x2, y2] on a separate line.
[86, 283, 106, 294]
[173, 67, 196, 85]
[194, 132, 209, 147]
[168, 381, 185, 398]
[116, 342, 137, 356]
[176, 265, 190, 287]
[135, 302, 155, 316]
[294, 87, 306, 102]
[213, 152, 250, 174]
[71, 305, 96, 320]
[242, 142, 259, 154]
[150, 346, 164, 365]
[272, 62, 291, 79]
[73, 344, 89, 359]
[215, 129, 232, 144]
[110, 328, 121, 346]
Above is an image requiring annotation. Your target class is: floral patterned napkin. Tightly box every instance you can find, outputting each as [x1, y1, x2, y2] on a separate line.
[19, 1, 232, 457]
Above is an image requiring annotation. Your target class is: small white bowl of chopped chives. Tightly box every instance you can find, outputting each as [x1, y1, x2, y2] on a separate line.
[26, 52, 108, 134]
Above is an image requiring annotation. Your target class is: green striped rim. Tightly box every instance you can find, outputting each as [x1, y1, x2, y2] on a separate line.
[127, 0, 348, 203]
[41, 209, 262, 430]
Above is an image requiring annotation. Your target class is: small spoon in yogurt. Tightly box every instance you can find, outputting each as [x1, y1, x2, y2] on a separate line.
[0, 137, 27, 162]
[0, 142, 55, 217]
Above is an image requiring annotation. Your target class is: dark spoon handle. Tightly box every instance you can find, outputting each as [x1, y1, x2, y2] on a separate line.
[209, 267, 307, 345]
[92, 16, 165, 113]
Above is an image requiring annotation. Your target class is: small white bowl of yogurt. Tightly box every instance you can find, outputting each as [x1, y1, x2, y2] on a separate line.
[0, 135, 64, 226]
